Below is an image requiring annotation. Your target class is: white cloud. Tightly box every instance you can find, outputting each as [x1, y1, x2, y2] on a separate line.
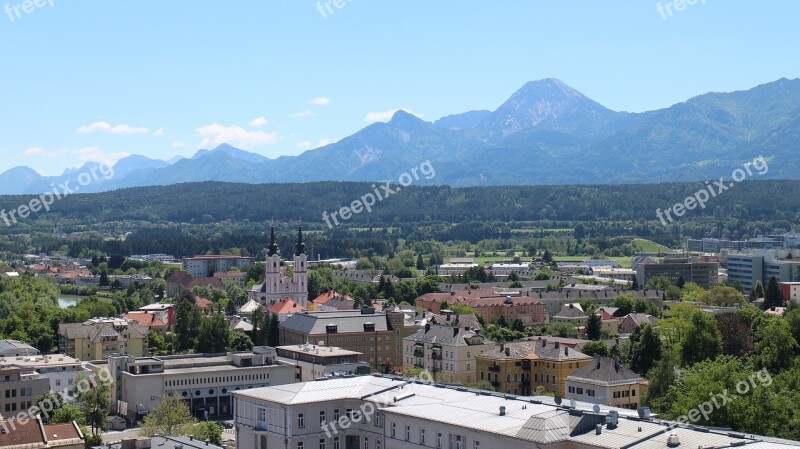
[311, 97, 331, 106]
[364, 108, 414, 123]
[77, 121, 151, 135]
[72, 147, 130, 165]
[296, 141, 312, 150]
[172, 141, 189, 149]
[249, 117, 268, 127]
[195, 124, 279, 149]
[153, 128, 165, 136]
[24, 147, 44, 155]
[291, 111, 312, 118]
[316, 138, 333, 148]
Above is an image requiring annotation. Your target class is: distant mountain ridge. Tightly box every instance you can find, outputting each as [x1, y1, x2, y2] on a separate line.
[2, 77, 799, 194]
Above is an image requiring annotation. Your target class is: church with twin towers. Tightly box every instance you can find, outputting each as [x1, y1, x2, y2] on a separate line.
[248, 227, 309, 307]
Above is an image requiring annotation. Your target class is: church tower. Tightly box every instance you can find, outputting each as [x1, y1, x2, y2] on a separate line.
[293, 227, 308, 306]
[265, 227, 282, 297]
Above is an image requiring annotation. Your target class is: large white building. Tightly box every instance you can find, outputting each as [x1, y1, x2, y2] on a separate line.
[233, 375, 799, 449]
[249, 228, 309, 307]
[88, 347, 295, 421]
[0, 354, 89, 392]
[182, 255, 256, 279]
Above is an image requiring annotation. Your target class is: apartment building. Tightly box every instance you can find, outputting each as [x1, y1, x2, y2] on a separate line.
[415, 290, 546, 326]
[566, 356, 647, 409]
[232, 375, 797, 449]
[0, 366, 48, 417]
[182, 255, 255, 279]
[727, 249, 800, 292]
[279, 308, 419, 370]
[635, 257, 718, 289]
[402, 324, 493, 384]
[276, 345, 370, 382]
[476, 338, 592, 397]
[58, 318, 149, 360]
[87, 347, 295, 421]
[0, 354, 89, 392]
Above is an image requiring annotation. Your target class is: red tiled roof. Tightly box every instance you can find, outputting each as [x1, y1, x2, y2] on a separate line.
[194, 297, 214, 310]
[121, 312, 167, 328]
[268, 298, 303, 315]
[0, 418, 45, 447]
[313, 291, 354, 305]
[43, 422, 82, 443]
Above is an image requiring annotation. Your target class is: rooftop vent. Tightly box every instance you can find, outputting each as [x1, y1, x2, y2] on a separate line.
[666, 434, 680, 447]
[499, 406, 506, 416]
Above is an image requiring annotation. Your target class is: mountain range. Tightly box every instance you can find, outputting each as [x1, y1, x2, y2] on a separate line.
[2, 77, 799, 194]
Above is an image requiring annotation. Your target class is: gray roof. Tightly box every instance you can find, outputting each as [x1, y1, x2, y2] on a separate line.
[0, 340, 39, 356]
[58, 320, 149, 341]
[280, 310, 390, 335]
[404, 325, 487, 346]
[566, 357, 643, 386]
[553, 305, 587, 319]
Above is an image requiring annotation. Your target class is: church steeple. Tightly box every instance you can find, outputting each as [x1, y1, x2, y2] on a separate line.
[295, 226, 306, 256]
[267, 227, 279, 256]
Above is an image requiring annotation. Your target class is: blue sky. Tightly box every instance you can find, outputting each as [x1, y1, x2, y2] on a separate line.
[0, 0, 798, 175]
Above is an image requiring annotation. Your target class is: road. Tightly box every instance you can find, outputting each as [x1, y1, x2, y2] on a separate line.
[101, 427, 142, 444]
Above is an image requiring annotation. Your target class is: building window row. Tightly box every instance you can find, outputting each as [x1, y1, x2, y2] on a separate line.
[165, 372, 269, 387]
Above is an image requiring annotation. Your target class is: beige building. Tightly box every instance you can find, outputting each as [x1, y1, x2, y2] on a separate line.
[58, 318, 149, 360]
[276, 345, 370, 382]
[0, 366, 48, 417]
[279, 308, 419, 370]
[88, 347, 296, 421]
[232, 375, 792, 449]
[566, 356, 648, 409]
[0, 354, 89, 392]
[402, 324, 493, 384]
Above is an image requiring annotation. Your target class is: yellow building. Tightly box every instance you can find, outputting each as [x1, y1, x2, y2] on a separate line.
[476, 337, 592, 397]
[565, 356, 648, 409]
[404, 324, 494, 384]
[58, 318, 149, 360]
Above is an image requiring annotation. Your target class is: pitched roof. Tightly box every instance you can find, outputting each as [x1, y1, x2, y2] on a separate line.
[553, 304, 587, 319]
[268, 298, 303, 315]
[312, 291, 353, 305]
[622, 313, 657, 326]
[121, 312, 166, 328]
[404, 325, 488, 346]
[193, 297, 214, 310]
[186, 277, 226, 291]
[166, 270, 193, 285]
[238, 299, 261, 314]
[566, 357, 643, 386]
[0, 417, 45, 447]
[280, 310, 390, 335]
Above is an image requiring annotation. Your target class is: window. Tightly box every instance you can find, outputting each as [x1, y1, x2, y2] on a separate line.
[613, 391, 621, 399]
[568, 386, 574, 393]
[320, 411, 326, 426]
[319, 440, 325, 449]
[474, 442, 480, 449]
[297, 443, 304, 449]
[588, 389, 595, 397]
[391, 423, 396, 438]
[333, 437, 340, 449]
[257, 408, 267, 424]
[437, 432, 443, 449]
[420, 429, 426, 445]
[405, 425, 410, 441]
[298, 413, 305, 428]
[363, 437, 368, 449]
[334, 409, 340, 421]
[577, 388, 583, 395]
[376, 440, 382, 449]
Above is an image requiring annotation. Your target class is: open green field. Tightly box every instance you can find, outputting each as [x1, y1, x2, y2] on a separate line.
[631, 238, 675, 254]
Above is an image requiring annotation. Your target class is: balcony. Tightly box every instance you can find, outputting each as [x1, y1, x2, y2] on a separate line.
[432, 366, 442, 372]
[490, 380, 500, 388]
[413, 349, 424, 357]
[488, 365, 501, 372]
[520, 379, 531, 388]
[431, 353, 443, 360]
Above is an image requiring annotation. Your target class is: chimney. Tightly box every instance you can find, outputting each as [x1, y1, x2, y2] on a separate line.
[505, 347, 510, 356]
[613, 356, 620, 371]
[594, 354, 600, 369]
[541, 339, 547, 347]
[454, 327, 459, 337]
[564, 346, 568, 356]
[500, 343, 505, 352]
[595, 424, 602, 435]
[554, 341, 560, 349]
[425, 323, 431, 332]
[499, 406, 506, 416]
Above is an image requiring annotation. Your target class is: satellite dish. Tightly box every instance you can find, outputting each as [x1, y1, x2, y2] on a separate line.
[593, 404, 601, 413]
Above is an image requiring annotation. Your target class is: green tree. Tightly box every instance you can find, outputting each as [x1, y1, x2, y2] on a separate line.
[751, 281, 765, 301]
[764, 276, 786, 309]
[267, 313, 280, 346]
[192, 422, 223, 446]
[645, 276, 672, 290]
[628, 324, 661, 374]
[230, 332, 253, 351]
[51, 404, 85, 425]
[753, 318, 797, 373]
[174, 296, 202, 352]
[197, 313, 231, 353]
[701, 285, 746, 307]
[580, 340, 609, 357]
[681, 312, 722, 366]
[642, 351, 676, 409]
[141, 396, 198, 437]
[544, 321, 579, 338]
[74, 373, 112, 435]
[586, 313, 602, 341]
[416, 254, 426, 271]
